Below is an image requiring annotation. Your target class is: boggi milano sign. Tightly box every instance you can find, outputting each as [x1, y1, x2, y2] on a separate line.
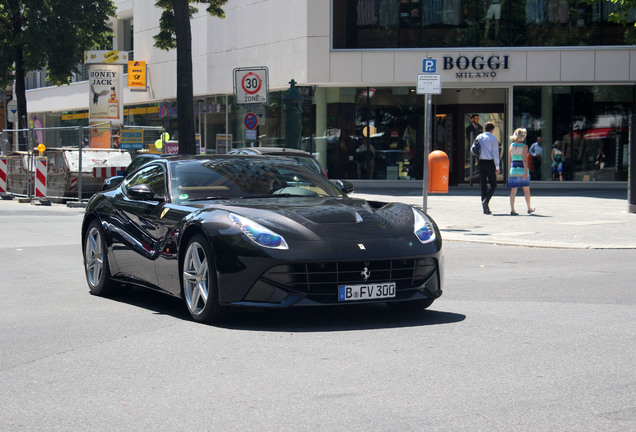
[443, 55, 509, 78]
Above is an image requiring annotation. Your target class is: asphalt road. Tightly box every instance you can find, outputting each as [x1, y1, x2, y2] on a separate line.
[0, 200, 634, 431]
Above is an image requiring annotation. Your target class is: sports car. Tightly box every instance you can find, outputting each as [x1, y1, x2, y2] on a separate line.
[82, 155, 444, 323]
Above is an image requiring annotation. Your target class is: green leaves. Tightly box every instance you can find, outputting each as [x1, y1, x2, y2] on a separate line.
[0, 0, 116, 87]
[153, 0, 226, 51]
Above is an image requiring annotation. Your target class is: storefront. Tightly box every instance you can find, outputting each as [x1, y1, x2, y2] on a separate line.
[313, 82, 633, 184]
[20, 0, 633, 186]
[51, 77, 633, 186]
[324, 0, 636, 184]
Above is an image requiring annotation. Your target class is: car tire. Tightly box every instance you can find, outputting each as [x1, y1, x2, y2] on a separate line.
[387, 298, 434, 312]
[84, 220, 117, 296]
[182, 234, 231, 323]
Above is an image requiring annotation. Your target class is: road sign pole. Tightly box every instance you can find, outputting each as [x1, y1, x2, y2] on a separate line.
[422, 94, 432, 212]
[416, 64, 440, 213]
[1, 92, 6, 132]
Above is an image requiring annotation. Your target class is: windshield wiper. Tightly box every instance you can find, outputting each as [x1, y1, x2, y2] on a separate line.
[240, 193, 309, 199]
[183, 196, 230, 202]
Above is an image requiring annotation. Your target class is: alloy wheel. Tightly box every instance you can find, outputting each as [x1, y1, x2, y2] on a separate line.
[85, 226, 104, 288]
[183, 241, 209, 316]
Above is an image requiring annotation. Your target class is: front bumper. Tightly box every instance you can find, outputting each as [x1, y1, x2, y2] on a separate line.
[226, 256, 443, 308]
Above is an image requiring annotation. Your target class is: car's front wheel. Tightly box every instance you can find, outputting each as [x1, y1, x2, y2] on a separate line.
[182, 234, 230, 323]
[84, 220, 117, 296]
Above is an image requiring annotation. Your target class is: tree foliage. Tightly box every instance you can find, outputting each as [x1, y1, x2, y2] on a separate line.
[153, 0, 226, 154]
[599, 0, 636, 25]
[0, 0, 116, 127]
[579, 0, 636, 43]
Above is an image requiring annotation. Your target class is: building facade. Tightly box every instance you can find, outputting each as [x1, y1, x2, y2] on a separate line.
[24, 0, 636, 184]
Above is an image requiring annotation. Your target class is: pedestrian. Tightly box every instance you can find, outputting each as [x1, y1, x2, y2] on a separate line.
[552, 141, 563, 181]
[528, 136, 543, 180]
[507, 128, 535, 215]
[593, 146, 606, 181]
[594, 146, 606, 171]
[475, 121, 500, 214]
[355, 140, 375, 179]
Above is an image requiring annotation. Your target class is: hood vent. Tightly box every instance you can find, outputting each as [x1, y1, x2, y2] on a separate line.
[292, 207, 364, 224]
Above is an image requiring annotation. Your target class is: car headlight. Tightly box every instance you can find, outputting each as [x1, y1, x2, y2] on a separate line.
[413, 208, 436, 244]
[229, 213, 289, 250]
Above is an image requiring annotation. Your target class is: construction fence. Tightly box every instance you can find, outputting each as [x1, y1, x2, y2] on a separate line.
[1, 124, 166, 201]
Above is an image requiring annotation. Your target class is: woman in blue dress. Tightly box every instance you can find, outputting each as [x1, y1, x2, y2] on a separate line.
[508, 128, 535, 215]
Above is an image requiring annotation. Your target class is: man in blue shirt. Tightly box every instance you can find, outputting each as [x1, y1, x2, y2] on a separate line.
[476, 122, 500, 214]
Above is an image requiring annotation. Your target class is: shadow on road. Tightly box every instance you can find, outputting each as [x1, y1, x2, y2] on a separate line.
[101, 286, 466, 332]
[225, 306, 466, 332]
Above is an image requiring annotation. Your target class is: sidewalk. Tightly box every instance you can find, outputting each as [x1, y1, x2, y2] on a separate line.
[351, 182, 636, 249]
[2, 182, 635, 249]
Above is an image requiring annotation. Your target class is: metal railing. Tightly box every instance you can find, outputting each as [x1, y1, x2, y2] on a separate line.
[1, 124, 165, 202]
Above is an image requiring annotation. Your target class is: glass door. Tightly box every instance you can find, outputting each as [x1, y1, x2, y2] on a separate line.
[463, 111, 505, 184]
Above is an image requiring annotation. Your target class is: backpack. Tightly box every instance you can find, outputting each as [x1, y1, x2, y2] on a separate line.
[470, 137, 481, 158]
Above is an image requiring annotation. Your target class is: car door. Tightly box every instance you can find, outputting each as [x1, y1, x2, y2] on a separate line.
[109, 163, 169, 287]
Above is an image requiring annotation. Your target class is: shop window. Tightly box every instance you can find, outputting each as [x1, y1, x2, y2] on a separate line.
[513, 85, 634, 182]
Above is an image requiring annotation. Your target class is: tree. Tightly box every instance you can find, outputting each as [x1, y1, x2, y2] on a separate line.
[0, 0, 116, 130]
[600, 0, 636, 25]
[154, 0, 227, 155]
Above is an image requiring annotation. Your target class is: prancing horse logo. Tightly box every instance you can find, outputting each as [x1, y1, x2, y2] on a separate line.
[361, 267, 371, 281]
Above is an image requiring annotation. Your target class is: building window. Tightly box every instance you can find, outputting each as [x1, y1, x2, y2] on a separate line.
[513, 85, 635, 182]
[333, 0, 636, 49]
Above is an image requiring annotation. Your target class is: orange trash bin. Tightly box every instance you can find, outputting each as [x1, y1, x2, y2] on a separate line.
[428, 150, 449, 193]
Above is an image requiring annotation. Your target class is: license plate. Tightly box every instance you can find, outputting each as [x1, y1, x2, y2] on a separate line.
[338, 282, 396, 301]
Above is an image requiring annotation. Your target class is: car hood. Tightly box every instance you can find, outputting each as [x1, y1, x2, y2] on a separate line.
[196, 196, 418, 242]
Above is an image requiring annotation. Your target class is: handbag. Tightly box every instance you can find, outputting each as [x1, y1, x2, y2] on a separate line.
[470, 138, 481, 158]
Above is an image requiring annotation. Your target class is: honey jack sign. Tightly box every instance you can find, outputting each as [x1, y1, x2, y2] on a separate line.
[88, 65, 122, 124]
[85, 51, 128, 126]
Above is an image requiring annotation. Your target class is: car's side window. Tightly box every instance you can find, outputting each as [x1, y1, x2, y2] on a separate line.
[126, 156, 155, 176]
[124, 164, 166, 198]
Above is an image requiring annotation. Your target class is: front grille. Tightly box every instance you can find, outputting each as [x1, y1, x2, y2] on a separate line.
[261, 258, 437, 296]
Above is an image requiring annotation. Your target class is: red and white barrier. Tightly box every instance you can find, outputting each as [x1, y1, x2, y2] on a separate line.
[35, 157, 47, 198]
[0, 157, 7, 194]
[93, 166, 126, 178]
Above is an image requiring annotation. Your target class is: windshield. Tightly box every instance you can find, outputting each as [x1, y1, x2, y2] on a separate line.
[282, 155, 324, 176]
[170, 157, 343, 204]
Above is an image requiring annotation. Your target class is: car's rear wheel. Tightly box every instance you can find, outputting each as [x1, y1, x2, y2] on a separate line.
[387, 298, 434, 312]
[182, 234, 230, 323]
[84, 220, 117, 296]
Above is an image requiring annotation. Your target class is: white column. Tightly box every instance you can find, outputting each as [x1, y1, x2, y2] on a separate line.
[314, 87, 327, 168]
[541, 87, 553, 180]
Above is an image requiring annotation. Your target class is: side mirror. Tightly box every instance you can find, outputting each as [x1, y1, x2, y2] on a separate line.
[332, 179, 354, 194]
[102, 176, 124, 191]
[127, 184, 164, 201]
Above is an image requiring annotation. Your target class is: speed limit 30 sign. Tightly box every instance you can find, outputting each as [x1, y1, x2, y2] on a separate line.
[233, 67, 269, 105]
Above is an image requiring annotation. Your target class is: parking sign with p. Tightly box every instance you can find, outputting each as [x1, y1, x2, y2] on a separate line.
[423, 59, 437, 73]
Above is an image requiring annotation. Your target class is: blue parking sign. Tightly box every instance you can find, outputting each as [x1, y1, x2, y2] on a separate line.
[423, 59, 437, 73]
